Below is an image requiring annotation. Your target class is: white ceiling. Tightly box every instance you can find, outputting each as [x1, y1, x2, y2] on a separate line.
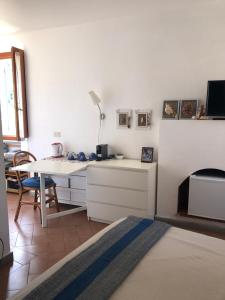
[0, 0, 224, 34]
[0, 0, 152, 34]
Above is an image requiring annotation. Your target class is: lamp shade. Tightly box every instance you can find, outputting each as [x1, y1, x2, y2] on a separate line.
[89, 90, 101, 105]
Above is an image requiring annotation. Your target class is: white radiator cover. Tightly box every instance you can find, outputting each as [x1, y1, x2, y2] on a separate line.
[188, 175, 225, 221]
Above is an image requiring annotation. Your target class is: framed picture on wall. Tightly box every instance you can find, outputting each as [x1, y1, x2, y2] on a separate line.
[116, 110, 132, 128]
[141, 147, 154, 163]
[135, 110, 151, 128]
[162, 100, 180, 119]
[179, 100, 199, 119]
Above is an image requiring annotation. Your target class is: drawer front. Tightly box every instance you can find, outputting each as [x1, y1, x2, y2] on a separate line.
[70, 170, 87, 177]
[87, 185, 147, 210]
[56, 187, 70, 201]
[51, 176, 69, 188]
[70, 176, 86, 190]
[87, 168, 147, 190]
[71, 189, 86, 203]
[87, 202, 147, 223]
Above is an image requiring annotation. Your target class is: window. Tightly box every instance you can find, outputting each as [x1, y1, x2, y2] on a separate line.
[0, 47, 28, 140]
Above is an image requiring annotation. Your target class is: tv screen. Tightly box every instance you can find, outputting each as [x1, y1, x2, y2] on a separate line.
[206, 80, 225, 117]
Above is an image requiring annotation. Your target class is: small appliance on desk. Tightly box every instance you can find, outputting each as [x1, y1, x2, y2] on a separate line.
[51, 142, 63, 157]
[96, 144, 108, 160]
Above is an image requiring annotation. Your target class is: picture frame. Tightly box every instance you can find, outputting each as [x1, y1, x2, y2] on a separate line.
[162, 100, 180, 119]
[116, 109, 132, 128]
[141, 147, 154, 163]
[179, 100, 199, 119]
[135, 110, 151, 128]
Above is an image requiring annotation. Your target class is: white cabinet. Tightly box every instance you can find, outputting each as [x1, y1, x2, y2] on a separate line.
[70, 189, 86, 206]
[87, 202, 148, 223]
[51, 171, 87, 206]
[87, 160, 157, 223]
[50, 159, 156, 223]
[87, 185, 148, 209]
[188, 175, 225, 221]
[70, 176, 86, 190]
[88, 168, 148, 190]
[56, 187, 71, 202]
[51, 176, 69, 188]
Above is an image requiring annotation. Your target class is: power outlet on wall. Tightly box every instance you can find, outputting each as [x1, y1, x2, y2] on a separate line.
[53, 131, 61, 138]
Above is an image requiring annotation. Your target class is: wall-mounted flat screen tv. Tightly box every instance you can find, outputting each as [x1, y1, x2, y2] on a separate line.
[206, 80, 225, 117]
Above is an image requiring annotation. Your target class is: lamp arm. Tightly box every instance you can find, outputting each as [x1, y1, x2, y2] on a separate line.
[97, 103, 102, 115]
[97, 103, 102, 145]
[97, 103, 105, 120]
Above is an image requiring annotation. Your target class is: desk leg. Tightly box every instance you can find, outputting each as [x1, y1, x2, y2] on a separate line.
[40, 173, 47, 227]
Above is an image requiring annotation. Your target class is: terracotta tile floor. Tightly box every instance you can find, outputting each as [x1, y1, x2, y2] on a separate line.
[0, 193, 107, 300]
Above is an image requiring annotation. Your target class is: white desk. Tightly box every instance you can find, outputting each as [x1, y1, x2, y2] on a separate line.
[12, 159, 157, 226]
[11, 160, 88, 227]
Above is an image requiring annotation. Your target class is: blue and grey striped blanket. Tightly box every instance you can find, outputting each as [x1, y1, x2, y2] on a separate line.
[23, 216, 170, 300]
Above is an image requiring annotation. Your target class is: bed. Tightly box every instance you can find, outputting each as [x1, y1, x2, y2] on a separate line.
[9, 216, 225, 300]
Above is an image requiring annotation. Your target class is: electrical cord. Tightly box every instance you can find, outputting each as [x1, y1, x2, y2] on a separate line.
[0, 238, 4, 259]
[98, 117, 102, 145]
[97, 103, 103, 145]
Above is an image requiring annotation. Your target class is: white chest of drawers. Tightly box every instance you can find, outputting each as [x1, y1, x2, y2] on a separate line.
[87, 160, 157, 223]
[51, 170, 87, 206]
[50, 159, 156, 223]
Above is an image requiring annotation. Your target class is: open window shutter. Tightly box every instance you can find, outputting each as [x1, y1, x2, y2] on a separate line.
[11, 47, 29, 140]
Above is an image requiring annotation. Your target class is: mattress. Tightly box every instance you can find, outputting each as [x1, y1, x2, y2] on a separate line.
[10, 218, 225, 300]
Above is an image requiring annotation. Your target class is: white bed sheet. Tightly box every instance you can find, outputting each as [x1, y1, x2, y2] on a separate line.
[10, 219, 225, 300]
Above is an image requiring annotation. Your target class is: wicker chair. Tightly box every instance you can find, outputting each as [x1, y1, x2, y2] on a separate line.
[13, 151, 60, 222]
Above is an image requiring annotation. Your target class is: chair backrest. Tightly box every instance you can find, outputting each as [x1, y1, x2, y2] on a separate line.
[13, 151, 37, 188]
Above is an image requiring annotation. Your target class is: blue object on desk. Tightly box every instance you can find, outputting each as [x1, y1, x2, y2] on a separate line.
[77, 152, 87, 161]
[89, 153, 97, 161]
[67, 152, 77, 160]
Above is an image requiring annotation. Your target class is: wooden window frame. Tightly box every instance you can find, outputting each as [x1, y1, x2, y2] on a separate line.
[0, 49, 29, 141]
[0, 52, 12, 59]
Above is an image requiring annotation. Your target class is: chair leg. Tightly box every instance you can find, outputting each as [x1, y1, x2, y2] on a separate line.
[34, 190, 38, 210]
[38, 205, 42, 223]
[53, 185, 60, 212]
[48, 187, 53, 208]
[14, 189, 23, 222]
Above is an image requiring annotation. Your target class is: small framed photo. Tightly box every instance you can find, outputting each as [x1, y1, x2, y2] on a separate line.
[141, 147, 154, 163]
[135, 110, 151, 128]
[162, 100, 180, 119]
[179, 100, 199, 119]
[116, 110, 132, 128]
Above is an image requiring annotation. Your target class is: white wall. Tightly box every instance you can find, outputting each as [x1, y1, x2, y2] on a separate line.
[11, 1, 225, 159]
[18, 16, 161, 159]
[0, 112, 10, 257]
[158, 120, 225, 217]
[1, 1, 225, 221]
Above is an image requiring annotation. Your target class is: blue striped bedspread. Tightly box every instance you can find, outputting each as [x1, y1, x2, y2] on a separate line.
[23, 216, 170, 300]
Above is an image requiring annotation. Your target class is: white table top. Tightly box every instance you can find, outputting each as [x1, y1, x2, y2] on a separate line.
[88, 159, 157, 171]
[11, 160, 88, 176]
[11, 158, 156, 175]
